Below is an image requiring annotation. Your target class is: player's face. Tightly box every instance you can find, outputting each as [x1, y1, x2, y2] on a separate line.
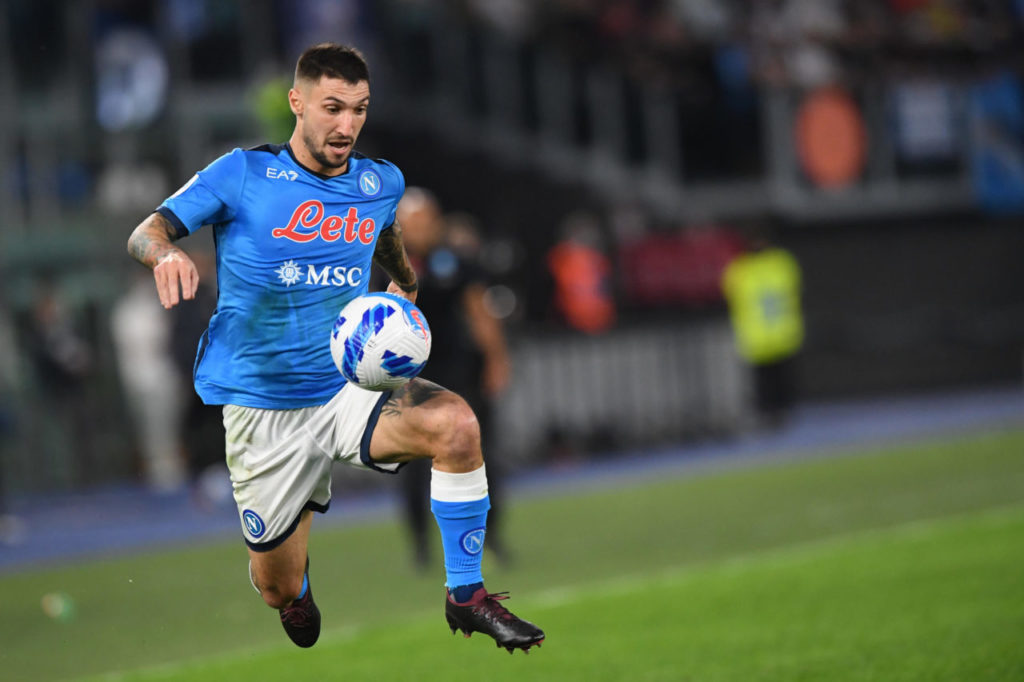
[292, 76, 369, 176]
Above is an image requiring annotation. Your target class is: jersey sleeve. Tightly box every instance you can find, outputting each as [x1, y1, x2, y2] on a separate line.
[157, 148, 248, 234]
[378, 160, 406, 229]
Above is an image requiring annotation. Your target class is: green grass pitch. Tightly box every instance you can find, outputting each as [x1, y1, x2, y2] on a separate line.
[2, 426, 1023, 681]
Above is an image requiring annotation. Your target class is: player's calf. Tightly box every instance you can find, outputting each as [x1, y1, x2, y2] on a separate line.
[252, 568, 306, 609]
[249, 558, 321, 648]
[277, 558, 321, 648]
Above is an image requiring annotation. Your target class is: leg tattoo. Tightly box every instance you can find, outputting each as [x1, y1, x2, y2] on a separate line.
[381, 379, 447, 418]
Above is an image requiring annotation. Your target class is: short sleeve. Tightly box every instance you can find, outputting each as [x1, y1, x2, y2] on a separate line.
[158, 148, 248, 234]
[379, 160, 406, 229]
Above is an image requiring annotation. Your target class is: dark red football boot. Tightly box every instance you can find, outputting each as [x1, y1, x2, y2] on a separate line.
[445, 587, 545, 654]
[278, 559, 320, 648]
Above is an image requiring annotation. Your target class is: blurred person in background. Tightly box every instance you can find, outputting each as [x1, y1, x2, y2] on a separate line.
[721, 230, 804, 429]
[111, 271, 186, 493]
[126, 43, 543, 653]
[0, 295, 23, 545]
[25, 279, 97, 487]
[547, 210, 616, 334]
[393, 188, 513, 571]
[168, 249, 229, 508]
[750, 0, 848, 89]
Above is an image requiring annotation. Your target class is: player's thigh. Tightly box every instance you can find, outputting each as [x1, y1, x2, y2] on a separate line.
[368, 378, 478, 464]
[249, 510, 313, 589]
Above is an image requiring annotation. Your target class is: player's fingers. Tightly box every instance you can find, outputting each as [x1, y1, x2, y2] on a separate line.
[181, 263, 199, 300]
[164, 269, 181, 307]
[155, 262, 182, 308]
[387, 281, 416, 303]
[153, 267, 173, 309]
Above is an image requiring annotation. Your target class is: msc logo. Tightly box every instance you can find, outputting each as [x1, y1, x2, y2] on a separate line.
[242, 509, 266, 538]
[460, 528, 486, 556]
[358, 169, 382, 197]
[272, 200, 376, 244]
[275, 260, 303, 286]
[275, 260, 364, 288]
[267, 167, 298, 181]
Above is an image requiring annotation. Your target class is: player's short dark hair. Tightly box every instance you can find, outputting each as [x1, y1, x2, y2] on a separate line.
[295, 43, 370, 86]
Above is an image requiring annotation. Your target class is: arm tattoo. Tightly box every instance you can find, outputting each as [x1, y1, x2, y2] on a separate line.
[380, 379, 446, 417]
[373, 221, 418, 292]
[127, 212, 185, 269]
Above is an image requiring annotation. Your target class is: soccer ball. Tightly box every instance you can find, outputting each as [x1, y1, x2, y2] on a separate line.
[330, 292, 432, 391]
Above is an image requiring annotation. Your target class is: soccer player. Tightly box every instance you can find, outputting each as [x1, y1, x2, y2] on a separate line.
[126, 43, 544, 653]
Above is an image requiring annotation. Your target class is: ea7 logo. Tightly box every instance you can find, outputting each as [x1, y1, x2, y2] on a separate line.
[266, 167, 298, 181]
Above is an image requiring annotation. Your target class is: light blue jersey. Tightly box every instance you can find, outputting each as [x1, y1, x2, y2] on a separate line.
[158, 143, 405, 408]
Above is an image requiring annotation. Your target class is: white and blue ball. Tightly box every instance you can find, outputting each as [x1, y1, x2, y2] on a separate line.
[330, 292, 431, 391]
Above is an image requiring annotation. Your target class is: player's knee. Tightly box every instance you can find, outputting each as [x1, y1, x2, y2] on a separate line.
[257, 575, 304, 609]
[448, 400, 481, 457]
[429, 395, 481, 466]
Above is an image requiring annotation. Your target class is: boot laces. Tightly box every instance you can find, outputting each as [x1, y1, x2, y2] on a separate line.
[476, 592, 516, 621]
[280, 595, 314, 627]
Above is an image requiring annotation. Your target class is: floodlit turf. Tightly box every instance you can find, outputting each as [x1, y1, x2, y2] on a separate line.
[2, 427, 1023, 681]
[98, 506, 1024, 682]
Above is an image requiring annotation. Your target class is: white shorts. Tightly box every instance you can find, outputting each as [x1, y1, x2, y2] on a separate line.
[223, 384, 398, 551]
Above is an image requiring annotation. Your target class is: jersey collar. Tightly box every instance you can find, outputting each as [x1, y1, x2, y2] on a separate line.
[284, 142, 356, 180]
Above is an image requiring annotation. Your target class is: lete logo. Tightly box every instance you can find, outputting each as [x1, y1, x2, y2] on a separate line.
[272, 200, 376, 244]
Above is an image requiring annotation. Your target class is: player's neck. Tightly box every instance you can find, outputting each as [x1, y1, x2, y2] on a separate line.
[286, 137, 349, 178]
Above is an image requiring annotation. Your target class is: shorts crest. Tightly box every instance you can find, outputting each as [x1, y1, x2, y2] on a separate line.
[242, 509, 266, 538]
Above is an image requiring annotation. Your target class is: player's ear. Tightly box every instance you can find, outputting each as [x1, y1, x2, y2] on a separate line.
[288, 87, 304, 117]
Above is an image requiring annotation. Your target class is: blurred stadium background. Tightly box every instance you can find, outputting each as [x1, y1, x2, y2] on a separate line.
[0, 1, 1023, 679]
[3, 0, 1024, 495]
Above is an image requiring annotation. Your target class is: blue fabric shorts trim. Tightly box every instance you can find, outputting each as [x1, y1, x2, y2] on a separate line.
[243, 388, 400, 552]
[244, 500, 330, 553]
[359, 389, 407, 474]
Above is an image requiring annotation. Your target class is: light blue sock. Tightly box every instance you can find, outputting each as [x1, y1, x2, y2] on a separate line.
[430, 466, 490, 591]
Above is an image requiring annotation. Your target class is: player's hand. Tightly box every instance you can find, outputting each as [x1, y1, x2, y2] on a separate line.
[386, 280, 417, 304]
[153, 251, 199, 309]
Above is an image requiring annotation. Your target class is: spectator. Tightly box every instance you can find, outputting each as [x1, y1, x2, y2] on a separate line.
[111, 272, 186, 492]
[394, 187, 514, 569]
[547, 210, 616, 334]
[0, 295, 23, 545]
[168, 249, 229, 507]
[25, 280, 97, 487]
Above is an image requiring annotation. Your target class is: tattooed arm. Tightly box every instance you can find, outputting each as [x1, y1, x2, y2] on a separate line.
[127, 212, 199, 309]
[373, 219, 418, 303]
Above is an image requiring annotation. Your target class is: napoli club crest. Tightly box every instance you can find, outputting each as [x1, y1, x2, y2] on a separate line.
[460, 528, 486, 555]
[242, 509, 266, 538]
[358, 170, 382, 198]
